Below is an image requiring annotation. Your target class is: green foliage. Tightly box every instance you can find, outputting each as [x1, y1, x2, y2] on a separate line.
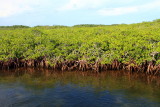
[0, 25, 30, 29]
[34, 25, 69, 29]
[73, 24, 107, 27]
[0, 19, 160, 65]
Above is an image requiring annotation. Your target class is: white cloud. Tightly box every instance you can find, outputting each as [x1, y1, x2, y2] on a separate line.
[98, 7, 138, 16]
[0, 0, 48, 17]
[141, 0, 160, 9]
[57, 0, 107, 11]
[0, 0, 33, 17]
[57, 0, 137, 11]
[1, 0, 160, 18]
[98, 0, 160, 16]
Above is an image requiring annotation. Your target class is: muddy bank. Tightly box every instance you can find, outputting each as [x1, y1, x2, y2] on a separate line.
[0, 58, 160, 75]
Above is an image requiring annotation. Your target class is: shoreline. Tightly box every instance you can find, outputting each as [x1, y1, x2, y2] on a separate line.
[1, 58, 160, 75]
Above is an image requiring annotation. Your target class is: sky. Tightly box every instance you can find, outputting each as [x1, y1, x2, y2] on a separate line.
[0, 0, 160, 26]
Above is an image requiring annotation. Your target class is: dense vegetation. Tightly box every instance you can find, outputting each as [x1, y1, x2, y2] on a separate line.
[0, 25, 30, 29]
[0, 20, 160, 74]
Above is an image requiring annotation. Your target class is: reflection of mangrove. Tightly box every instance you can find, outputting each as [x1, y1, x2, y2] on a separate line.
[0, 59, 160, 75]
[0, 68, 160, 102]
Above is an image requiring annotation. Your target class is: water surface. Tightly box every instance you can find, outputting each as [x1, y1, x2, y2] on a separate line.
[0, 68, 160, 107]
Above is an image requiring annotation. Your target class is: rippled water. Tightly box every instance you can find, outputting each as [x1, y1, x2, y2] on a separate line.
[0, 68, 160, 107]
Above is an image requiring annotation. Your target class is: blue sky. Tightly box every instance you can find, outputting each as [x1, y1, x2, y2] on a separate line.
[0, 0, 160, 26]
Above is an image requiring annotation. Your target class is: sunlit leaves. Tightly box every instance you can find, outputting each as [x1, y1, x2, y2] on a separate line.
[0, 20, 160, 65]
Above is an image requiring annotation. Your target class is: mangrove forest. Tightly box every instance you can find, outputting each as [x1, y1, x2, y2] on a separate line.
[0, 19, 160, 75]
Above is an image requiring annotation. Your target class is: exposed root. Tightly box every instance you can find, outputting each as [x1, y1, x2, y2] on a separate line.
[0, 58, 160, 75]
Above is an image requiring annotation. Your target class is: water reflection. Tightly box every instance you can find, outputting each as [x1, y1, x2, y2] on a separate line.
[0, 68, 160, 107]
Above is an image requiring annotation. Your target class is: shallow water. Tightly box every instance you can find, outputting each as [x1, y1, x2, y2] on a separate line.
[0, 68, 160, 107]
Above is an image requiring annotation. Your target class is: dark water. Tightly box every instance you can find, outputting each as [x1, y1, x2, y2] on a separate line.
[0, 69, 160, 107]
